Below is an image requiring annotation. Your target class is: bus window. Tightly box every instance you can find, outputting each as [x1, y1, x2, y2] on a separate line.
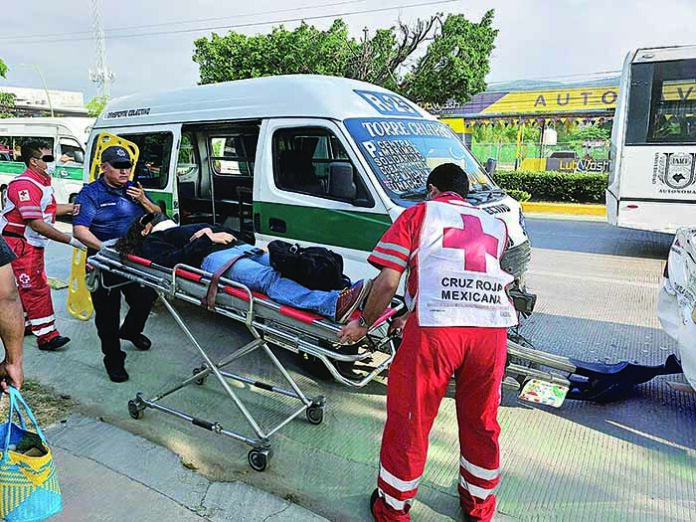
[626, 59, 696, 144]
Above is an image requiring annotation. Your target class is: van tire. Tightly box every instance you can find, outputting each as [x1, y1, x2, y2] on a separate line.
[69, 194, 77, 204]
[0, 185, 6, 207]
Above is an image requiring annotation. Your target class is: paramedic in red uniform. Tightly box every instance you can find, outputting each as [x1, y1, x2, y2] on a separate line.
[340, 163, 517, 522]
[0, 140, 85, 351]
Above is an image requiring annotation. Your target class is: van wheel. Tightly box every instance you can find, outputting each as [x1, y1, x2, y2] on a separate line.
[69, 194, 77, 204]
[0, 185, 6, 207]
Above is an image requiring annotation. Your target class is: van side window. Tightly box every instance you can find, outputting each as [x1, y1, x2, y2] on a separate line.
[176, 133, 200, 200]
[119, 132, 173, 190]
[273, 127, 363, 202]
[59, 137, 84, 164]
[210, 133, 256, 177]
[0, 136, 55, 161]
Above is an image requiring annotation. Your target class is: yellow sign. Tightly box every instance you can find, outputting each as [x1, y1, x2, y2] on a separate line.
[482, 86, 618, 115]
[662, 80, 696, 102]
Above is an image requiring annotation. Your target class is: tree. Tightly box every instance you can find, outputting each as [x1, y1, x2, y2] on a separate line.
[86, 95, 109, 117]
[0, 59, 17, 119]
[192, 11, 498, 106]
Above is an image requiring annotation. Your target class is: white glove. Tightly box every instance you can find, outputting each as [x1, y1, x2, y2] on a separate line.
[69, 237, 88, 251]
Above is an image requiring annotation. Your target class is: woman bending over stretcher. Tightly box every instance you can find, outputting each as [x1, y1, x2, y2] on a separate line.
[115, 212, 370, 324]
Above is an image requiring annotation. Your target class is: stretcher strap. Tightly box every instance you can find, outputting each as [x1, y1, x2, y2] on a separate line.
[202, 249, 263, 310]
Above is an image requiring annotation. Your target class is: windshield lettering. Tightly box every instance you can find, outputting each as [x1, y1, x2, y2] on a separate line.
[345, 117, 496, 202]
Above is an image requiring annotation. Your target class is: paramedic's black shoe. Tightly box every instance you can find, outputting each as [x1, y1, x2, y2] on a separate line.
[335, 279, 372, 324]
[105, 364, 129, 383]
[38, 336, 70, 351]
[370, 489, 379, 518]
[119, 332, 152, 351]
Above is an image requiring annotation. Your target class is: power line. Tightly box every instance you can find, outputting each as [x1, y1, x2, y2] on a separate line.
[8, 0, 460, 45]
[0, 0, 369, 42]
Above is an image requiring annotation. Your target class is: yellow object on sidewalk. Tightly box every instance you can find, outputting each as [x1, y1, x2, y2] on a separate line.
[67, 248, 93, 320]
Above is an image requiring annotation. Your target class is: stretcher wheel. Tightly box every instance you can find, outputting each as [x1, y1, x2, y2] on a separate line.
[128, 399, 143, 420]
[248, 448, 271, 472]
[306, 405, 324, 425]
[192, 367, 207, 386]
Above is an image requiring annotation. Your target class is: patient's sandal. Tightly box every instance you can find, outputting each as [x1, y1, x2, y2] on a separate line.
[335, 279, 372, 324]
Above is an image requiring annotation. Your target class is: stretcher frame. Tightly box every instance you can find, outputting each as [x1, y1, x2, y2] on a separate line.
[88, 247, 403, 471]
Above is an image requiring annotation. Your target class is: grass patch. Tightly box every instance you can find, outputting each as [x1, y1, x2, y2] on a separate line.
[0, 380, 75, 427]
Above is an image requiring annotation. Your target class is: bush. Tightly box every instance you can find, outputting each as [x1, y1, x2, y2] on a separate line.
[495, 171, 608, 203]
[505, 189, 531, 202]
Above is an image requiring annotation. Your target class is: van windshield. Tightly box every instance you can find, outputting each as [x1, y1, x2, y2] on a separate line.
[344, 118, 496, 201]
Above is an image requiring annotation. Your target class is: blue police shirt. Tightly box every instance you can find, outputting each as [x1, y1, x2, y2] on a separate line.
[73, 177, 148, 242]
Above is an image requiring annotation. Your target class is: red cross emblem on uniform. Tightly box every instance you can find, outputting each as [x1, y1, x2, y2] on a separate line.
[443, 214, 499, 272]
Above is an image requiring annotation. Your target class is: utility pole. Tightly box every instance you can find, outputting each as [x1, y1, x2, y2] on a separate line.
[89, 0, 114, 98]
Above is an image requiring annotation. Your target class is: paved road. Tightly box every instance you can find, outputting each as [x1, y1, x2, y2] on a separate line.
[28, 218, 696, 521]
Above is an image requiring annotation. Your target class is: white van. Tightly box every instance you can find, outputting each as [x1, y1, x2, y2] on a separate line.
[0, 117, 93, 204]
[88, 75, 532, 292]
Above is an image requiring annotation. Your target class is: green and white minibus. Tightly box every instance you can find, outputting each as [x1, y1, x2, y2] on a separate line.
[0, 117, 93, 204]
[608, 45, 696, 233]
[87, 75, 532, 289]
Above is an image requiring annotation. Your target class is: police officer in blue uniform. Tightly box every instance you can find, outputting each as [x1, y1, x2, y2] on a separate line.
[73, 146, 162, 382]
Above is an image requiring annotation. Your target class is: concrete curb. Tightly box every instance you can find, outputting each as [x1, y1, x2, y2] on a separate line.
[521, 201, 606, 216]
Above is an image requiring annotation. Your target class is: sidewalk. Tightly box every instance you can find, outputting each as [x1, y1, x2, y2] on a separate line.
[47, 415, 329, 522]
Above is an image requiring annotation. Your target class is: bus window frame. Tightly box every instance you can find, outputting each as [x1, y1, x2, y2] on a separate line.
[626, 60, 696, 146]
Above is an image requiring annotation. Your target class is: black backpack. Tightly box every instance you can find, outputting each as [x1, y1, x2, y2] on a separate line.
[267, 240, 348, 291]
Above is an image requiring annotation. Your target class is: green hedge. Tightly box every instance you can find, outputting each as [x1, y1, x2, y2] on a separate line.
[494, 171, 608, 203]
[505, 189, 531, 202]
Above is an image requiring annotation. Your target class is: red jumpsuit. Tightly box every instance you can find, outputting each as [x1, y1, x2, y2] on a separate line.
[0, 168, 61, 345]
[369, 193, 517, 521]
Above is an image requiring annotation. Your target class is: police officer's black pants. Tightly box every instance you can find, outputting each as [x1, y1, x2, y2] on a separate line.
[91, 272, 157, 370]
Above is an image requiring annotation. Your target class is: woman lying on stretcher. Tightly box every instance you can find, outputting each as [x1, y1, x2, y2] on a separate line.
[114, 212, 371, 324]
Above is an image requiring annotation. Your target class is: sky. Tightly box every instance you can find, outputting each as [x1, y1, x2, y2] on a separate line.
[1, 0, 695, 103]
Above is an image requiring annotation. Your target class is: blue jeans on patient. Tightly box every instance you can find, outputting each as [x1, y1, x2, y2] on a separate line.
[201, 244, 339, 318]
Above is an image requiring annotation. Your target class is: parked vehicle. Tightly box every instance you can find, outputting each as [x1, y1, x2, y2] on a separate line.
[88, 75, 532, 295]
[0, 117, 93, 204]
[607, 44, 696, 233]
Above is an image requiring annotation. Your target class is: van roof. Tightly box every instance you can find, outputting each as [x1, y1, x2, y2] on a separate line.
[0, 117, 94, 141]
[94, 75, 434, 129]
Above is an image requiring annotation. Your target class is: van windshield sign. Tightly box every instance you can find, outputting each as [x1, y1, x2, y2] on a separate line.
[354, 90, 420, 117]
[345, 117, 493, 198]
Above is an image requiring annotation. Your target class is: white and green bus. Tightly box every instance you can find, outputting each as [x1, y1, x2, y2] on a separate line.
[607, 45, 696, 233]
[0, 117, 93, 204]
[88, 75, 533, 294]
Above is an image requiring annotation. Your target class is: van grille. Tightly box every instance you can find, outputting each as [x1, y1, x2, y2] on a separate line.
[501, 241, 531, 279]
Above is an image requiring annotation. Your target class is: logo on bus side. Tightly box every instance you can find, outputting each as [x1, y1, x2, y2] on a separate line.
[653, 152, 696, 190]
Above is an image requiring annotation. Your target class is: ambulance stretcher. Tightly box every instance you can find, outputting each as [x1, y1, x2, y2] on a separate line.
[87, 248, 685, 469]
[87, 247, 403, 472]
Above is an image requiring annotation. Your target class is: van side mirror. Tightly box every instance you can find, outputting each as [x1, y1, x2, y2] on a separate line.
[485, 157, 497, 179]
[328, 162, 357, 201]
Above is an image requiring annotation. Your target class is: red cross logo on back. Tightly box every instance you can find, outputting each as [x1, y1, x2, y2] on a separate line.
[443, 214, 499, 272]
